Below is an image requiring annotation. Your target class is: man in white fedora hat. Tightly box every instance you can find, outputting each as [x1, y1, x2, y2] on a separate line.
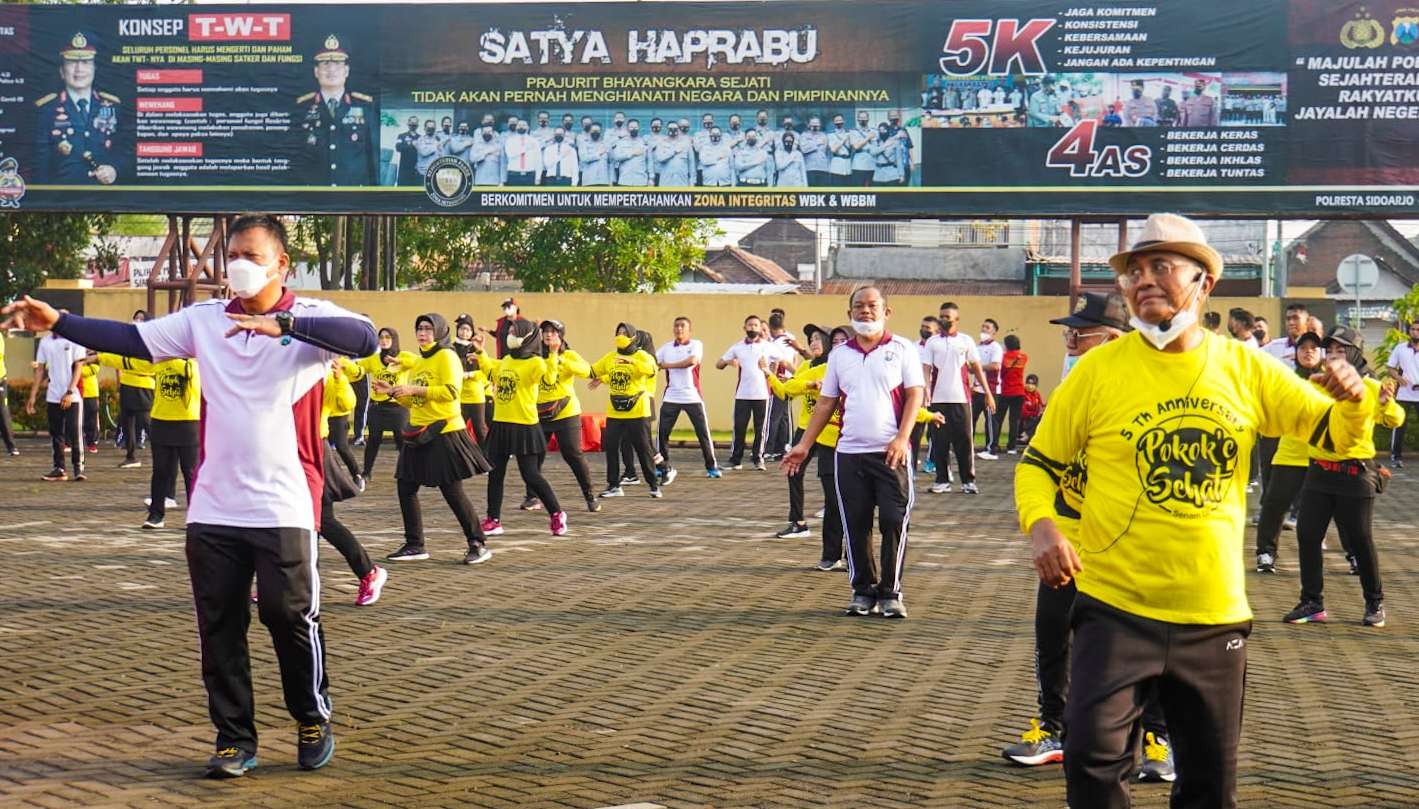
[1014, 213, 1376, 808]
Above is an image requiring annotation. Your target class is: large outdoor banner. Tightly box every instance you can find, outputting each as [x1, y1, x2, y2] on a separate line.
[0, 0, 1416, 216]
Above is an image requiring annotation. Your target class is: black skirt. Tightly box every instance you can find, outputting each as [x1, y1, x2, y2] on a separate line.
[395, 427, 492, 486]
[486, 420, 547, 457]
[149, 418, 200, 447]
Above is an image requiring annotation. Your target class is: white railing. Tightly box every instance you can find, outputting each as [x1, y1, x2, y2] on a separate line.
[831, 220, 1015, 249]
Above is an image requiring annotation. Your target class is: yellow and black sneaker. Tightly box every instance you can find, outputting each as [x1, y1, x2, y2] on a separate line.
[205, 746, 258, 778]
[1138, 731, 1176, 782]
[1002, 718, 1063, 766]
[297, 722, 335, 771]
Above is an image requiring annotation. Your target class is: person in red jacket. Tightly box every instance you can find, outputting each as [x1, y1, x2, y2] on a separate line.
[990, 334, 1028, 454]
[1020, 373, 1045, 446]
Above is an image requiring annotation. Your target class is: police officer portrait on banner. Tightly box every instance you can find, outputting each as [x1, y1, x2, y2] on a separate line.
[34, 32, 124, 185]
[296, 34, 377, 186]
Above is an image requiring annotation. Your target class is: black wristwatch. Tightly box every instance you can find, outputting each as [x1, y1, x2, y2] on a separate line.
[273, 310, 295, 336]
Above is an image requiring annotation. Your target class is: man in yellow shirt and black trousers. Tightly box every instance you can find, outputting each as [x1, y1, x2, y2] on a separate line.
[1017, 214, 1374, 809]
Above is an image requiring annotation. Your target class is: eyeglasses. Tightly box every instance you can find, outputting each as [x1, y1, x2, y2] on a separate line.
[1119, 258, 1202, 286]
[1064, 329, 1110, 341]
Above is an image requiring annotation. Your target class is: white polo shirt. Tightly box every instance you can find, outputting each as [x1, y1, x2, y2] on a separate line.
[822, 331, 925, 454]
[925, 332, 979, 404]
[36, 334, 83, 403]
[720, 338, 786, 400]
[656, 339, 704, 405]
[974, 338, 1003, 394]
[1261, 335, 1298, 369]
[137, 293, 370, 532]
[1388, 341, 1419, 403]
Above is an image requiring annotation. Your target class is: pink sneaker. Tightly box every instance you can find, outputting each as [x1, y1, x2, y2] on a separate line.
[480, 516, 504, 536]
[355, 566, 387, 606]
[550, 511, 569, 536]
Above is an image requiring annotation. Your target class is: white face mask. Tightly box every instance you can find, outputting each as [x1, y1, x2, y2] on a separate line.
[1129, 275, 1205, 350]
[979, 331, 992, 343]
[850, 319, 884, 337]
[1061, 353, 1081, 380]
[227, 258, 275, 299]
[502, 307, 516, 317]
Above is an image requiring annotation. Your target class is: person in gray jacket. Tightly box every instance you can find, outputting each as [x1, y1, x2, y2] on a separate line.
[849, 112, 875, 186]
[774, 132, 808, 187]
[612, 120, 651, 186]
[799, 116, 830, 186]
[734, 129, 773, 186]
[827, 114, 853, 186]
[444, 122, 475, 162]
[579, 124, 611, 186]
[698, 128, 735, 187]
[471, 125, 503, 186]
[653, 123, 693, 186]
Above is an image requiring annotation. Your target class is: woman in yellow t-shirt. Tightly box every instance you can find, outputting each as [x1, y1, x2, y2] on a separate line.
[141, 358, 200, 529]
[529, 319, 597, 511]
[474, 317, 567, 536]
[590, 322, 661, 498]
[325, 359, 364, 486]
[452, 314, 489, 445]
[376, 313, 493, 564]
[353, 327, 409, 478]
[79, 359, 100, 453]
[101, 310, 156, 468]
[0, 331, 16, 455]
[1286, 326, 1407, 628]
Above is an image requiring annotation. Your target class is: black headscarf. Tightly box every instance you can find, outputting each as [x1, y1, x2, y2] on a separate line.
[378, 327, 400, 362]
[453, 314, 478, 370]
[503, 317, 542, 360]
[803, 323, 829, 367]
[539, 319, 569, 357]
[415, 313, 451, 358]
[616, 322, 639, 356]
[1293, 332, 1323, 380]
[635, 329, 654, 354]
[829, 325, 853, 352]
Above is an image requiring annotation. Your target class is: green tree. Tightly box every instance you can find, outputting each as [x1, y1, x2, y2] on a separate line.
[0, 212, 114, 302]
[1376, 283, 1419, 378]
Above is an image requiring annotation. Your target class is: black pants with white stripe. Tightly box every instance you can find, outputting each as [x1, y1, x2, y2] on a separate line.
[834, 451, 913, 599]
[186, 523, 330, 755]
[930, 402, 974, 484]
[766, 394, 792, 457]
[729, 398, 768, 466]
[817, 448, 845, 564]
[657, 401, 718, 472]
[972, 392, 997, 451]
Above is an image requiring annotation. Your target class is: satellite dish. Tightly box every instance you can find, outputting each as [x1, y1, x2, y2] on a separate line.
[1336, 254, 1379, 294]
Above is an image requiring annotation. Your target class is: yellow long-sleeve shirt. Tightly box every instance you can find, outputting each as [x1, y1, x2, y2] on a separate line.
[325, 363, 358, 419]
[539, 349, 590, 421]
[477, 351, 548, 426]
[1309, 376, 1404, 462]
[769, 361, 937, 450]
[352, 353, 409, 403]
[590, 349, 658, 420]
[393, 347, 464, 432]
[97, 352, 156, 390]
[1016, 331, 1376, 625]
[80, 363, 99, 399]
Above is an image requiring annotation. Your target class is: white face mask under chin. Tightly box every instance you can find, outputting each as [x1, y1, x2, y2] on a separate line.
[227, 258, 275, 299]
[851, 319, 884, 337]
[1129, 278, 1204, 350]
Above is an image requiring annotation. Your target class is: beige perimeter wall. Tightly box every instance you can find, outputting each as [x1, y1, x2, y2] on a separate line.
[6, 290, 1279, 428]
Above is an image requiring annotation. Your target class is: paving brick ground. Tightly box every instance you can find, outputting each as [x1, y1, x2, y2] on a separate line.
[2, 436, 1418, 808]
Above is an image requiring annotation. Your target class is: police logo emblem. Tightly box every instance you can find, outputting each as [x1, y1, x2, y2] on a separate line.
[425, 156, 473, 207]
[1341, 7, 1385, 48]
[0, 157, 26, 208]
[1392, 9, 1419, 45]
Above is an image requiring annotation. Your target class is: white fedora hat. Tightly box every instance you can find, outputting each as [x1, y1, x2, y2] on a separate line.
[1108, 213, 1224, 279]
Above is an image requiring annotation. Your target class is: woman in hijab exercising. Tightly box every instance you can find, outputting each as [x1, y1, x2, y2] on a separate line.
[518, 319, 600, 513]
[452, 314, 489, 445]
[380, 314, 494, 564]
[475, 317, 569, 536]
[354, 326, 410, 478]
[592, 323, 662, 499]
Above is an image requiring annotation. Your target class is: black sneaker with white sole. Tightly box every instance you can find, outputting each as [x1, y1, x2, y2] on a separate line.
[519, 496, 542, 511]
[775, 523, 811, 539]
[386, 544, 430, 562]
[586, 497, 602, 513]
[1256, 553, 1275, 574]
[205, 747, 258, 778]
[1363, 600, 1386, 628]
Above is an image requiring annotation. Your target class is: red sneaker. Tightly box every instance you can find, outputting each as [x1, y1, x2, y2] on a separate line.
[550, 511, 569, 536]
[480, 516, 504, 536]
[355, 566, 387, 606]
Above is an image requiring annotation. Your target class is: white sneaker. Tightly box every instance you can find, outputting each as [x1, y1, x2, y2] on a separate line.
[143, 497, 179, 509]
[1283, 516, 1297, 531]
[599, 486, 624, 498]
[660, 468, 678, 486]
[141, 519, 164, 530]
[976, 451, 998, 461]
[814, 508, 826, 519]
[929, 483, 952, 494]
[962, 482, 980, 494]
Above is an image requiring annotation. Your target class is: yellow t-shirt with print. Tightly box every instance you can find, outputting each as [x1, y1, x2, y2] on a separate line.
[325, 364, 358, 419]
[1016, 331, 1375, 625]
[79, 363, 99, 398]
[1309, 376, 1404, 462]
[150, 359, 201, 422]
[394, 348, 464, 432]
[590, 349, 657, 420]
[539, 349, 590, 421]
[477, 352, 547, 426]
[97, 353, 156, 390]
[353, 353, 409, 403]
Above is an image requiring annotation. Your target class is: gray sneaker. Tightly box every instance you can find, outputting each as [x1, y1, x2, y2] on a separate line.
[1256, 553, 1276, 574]
[879, 597, 908, 619]
[843, 595, 875, 616]
[1137, 732, 1176, 782]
